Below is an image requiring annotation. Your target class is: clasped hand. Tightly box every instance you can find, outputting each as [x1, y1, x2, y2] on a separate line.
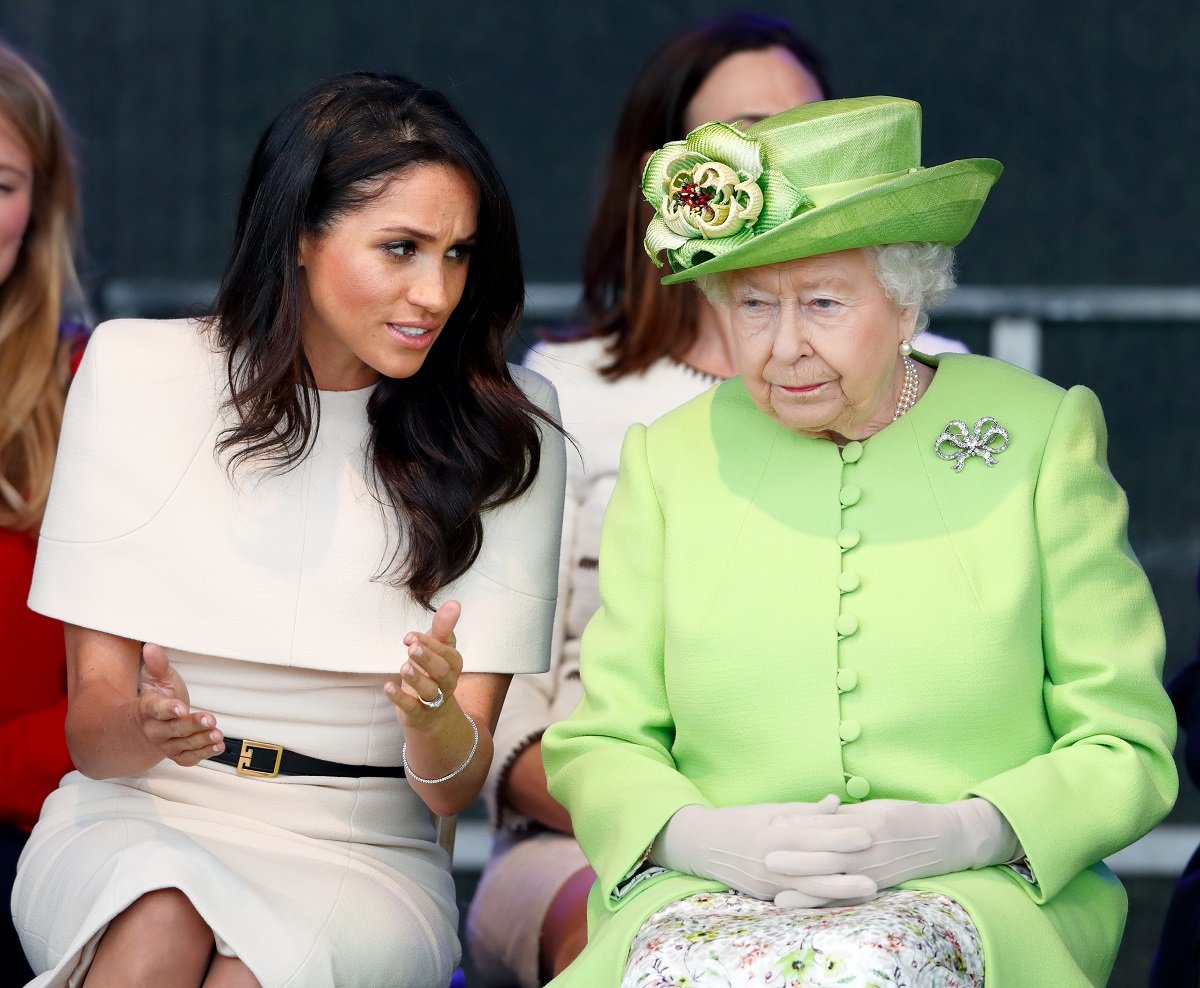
[656, 796, 1017, 908]
[653, 797, 877, 906]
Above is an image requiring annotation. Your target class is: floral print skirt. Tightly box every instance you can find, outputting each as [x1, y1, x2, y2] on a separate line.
[621, 889, 983, 987]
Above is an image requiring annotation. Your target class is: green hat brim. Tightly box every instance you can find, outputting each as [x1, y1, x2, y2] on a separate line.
[659, 157, 1002, 285]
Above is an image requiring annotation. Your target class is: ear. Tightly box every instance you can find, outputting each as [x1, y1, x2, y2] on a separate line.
[897, 305, 919, 339]
[298, 232, 312, 268]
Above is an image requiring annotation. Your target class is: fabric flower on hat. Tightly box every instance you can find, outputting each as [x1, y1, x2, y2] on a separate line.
[642, 121, 810, 270]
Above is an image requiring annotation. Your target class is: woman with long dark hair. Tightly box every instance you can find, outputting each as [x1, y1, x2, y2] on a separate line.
[13, 72, 564, 987]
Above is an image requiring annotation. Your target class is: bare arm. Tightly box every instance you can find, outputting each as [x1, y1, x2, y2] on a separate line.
[503, 740, 572, 833]
[64, 625, 224, 779]
[385, 601, 512, 817]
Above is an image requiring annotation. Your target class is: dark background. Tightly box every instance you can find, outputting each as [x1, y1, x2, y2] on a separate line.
[2, 1, 1197, 288]
[3, 3, 1198, 984]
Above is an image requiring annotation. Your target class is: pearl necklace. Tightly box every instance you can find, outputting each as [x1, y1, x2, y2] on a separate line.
[892, 356, 919, 421]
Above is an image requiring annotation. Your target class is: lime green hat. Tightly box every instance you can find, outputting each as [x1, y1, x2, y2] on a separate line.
[642, 95, 1002, 285]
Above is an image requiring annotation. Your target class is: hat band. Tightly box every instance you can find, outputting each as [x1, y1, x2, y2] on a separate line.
[801, 167, 920, 210]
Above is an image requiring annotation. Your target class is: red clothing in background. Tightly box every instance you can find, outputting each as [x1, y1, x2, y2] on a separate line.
[0, 527, 71, 830]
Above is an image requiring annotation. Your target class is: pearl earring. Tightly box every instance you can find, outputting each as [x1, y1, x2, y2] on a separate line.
[899, 339, 913, 356]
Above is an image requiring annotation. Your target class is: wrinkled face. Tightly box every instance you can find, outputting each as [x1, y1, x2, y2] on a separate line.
[726, 248, 917, 441]
[299, 162, 479, 391]
[0, 111, 33, 286]
[683, 46, 824, 132]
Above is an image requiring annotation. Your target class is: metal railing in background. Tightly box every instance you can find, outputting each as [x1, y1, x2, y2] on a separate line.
[99, 278, 219, 322]
[936, 286, 1200, 374]
[525, 283, 1200, 375]
[101, 278, 1200, 376]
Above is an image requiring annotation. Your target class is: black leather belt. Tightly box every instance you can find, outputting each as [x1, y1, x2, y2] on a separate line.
[210, 738, 406, 779]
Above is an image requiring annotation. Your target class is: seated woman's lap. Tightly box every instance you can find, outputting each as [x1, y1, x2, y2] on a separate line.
[622, 890, 982, 988]
[14, 782, 458, 987]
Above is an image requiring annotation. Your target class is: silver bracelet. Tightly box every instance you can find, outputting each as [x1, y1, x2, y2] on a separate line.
[402, 712, 479, 785]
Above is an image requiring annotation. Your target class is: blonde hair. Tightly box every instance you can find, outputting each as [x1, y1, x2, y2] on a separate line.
[0, 42, 82, 531]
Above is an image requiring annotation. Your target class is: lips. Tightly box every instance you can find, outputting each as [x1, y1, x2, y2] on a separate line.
[778, 381, 830, 394]
[388, 322, 437, 337]
[386, 323, 438, 350]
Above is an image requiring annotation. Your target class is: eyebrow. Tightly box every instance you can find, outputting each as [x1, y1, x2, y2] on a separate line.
[743, 274, 856, 292]
[0, 164, 29, 179]
[376, 225, 477, 244]
[810, 277, 855, 291]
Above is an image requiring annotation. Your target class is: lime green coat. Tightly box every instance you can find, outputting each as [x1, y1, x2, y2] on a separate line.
[543, 354, 1176, 986]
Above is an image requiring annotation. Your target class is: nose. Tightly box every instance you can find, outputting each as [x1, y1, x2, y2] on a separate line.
[407, 259, 449, 313]
[771, 302, 814, 363]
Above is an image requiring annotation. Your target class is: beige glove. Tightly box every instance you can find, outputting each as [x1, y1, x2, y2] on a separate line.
[651, 796, 878, 906]
[767, 797, 1020, 905]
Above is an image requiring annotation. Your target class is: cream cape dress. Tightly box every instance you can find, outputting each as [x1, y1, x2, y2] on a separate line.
[13, 318, 565, 988]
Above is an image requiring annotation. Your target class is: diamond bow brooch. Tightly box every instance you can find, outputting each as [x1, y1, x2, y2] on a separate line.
[935, 417, 1010, 472]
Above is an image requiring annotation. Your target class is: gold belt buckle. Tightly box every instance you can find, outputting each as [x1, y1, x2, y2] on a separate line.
[237, 740, 283, 779]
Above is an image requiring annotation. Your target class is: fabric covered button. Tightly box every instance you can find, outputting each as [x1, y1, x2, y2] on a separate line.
[846, 776, 871, 799]
[839, 484, 861, 507]
[835, 614, 859, 637]
[841, 441, 863, 463]
[837, 528, 860, 550]
[836, 668, 859, 692]
[839, 720, 861, 742]
[838, 572, 860, 593]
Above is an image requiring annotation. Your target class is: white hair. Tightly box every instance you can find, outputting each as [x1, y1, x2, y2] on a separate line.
[863, 243, 957, 335]
[694, 243, 957, 335]
[694, 272, 730, 305]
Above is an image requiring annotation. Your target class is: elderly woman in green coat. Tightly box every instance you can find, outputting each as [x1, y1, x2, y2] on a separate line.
[542, 96, 1176, 987]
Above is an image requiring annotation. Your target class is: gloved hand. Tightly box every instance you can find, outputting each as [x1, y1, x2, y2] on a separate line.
[766, 797, 1019, 904]
[651, 796, 878, 905]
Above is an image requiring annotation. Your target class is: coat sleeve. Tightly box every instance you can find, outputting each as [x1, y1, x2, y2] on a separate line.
[543, 425, 710, 908]
[967, 385, 1178, 900]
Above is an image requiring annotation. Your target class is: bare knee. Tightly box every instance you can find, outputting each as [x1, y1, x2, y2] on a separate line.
[125, 888, 213, 941]
[203, 954, 261, 987]
[541, 866, 594, 981]
[85, 889, 214, 987]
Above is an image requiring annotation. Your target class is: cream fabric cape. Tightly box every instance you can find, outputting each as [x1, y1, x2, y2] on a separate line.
[544, 354, 1176, 987]
[29, 318, 565, 675]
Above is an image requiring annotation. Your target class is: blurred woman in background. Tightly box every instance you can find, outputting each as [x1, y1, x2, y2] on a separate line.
[0, 39, 85, 981]
[471, 14, 852, 986]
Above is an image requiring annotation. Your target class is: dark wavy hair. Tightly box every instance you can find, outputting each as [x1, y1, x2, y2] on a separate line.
[580, 14, 831, 378]
[210, 72, 551, 609]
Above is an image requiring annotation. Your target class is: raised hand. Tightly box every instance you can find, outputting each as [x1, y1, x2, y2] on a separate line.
[384, 600, 464, 726]
[137, 643, 224, 767]
[651, 797, 877, 905]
